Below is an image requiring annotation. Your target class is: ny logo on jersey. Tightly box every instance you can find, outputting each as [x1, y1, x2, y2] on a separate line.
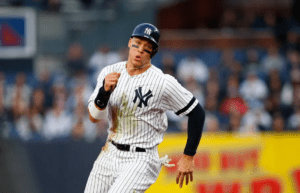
[144, 28, 152, 35]
[133, 87, 153, 107]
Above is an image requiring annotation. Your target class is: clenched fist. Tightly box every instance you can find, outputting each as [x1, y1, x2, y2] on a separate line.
[104, 72, 121, 92]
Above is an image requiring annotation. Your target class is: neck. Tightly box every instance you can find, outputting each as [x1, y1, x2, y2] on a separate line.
[126, 62, 151, 76]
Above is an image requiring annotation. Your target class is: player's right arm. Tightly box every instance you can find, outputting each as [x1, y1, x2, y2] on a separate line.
[87, 69, 120, 123]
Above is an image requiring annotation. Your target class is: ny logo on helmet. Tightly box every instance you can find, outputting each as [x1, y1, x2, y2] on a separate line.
[144, 28, 152, 35]
[133, 87, 153, 107]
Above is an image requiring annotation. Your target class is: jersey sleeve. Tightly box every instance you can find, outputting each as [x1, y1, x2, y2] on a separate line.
[88, 66, 109, 104]
[161, 75, 198, 117]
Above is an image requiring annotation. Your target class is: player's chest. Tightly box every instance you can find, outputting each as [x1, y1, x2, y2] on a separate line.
[109, 75, 160, 109]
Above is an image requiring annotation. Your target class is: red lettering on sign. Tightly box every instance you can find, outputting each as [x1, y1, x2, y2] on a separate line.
[197, 182, 241, 193]
[221, 149, 259, 171]
[251, 179, 281, 193]
[292, 169, 300, 192]
[194, 152, 210, 171]
[221, 152, 235, 170]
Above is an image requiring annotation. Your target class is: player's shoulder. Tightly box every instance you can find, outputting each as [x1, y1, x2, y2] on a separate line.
[96, 61, 125, 82]
[103, 61, 126, 73]
[150, 65, 178, 82]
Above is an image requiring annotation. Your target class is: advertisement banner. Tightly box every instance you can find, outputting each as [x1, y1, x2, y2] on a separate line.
[148, 133, 300, 193]
[0, 7, 36, 58]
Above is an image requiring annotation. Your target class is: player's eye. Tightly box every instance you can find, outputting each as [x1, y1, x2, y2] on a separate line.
[144, 49, 151, 54]
[132, 44, 139, 48]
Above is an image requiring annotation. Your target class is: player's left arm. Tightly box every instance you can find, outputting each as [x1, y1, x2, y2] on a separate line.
[176, 102, 205, 188]
[161, 75, 205, 188]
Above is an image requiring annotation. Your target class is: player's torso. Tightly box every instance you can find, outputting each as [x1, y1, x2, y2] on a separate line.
[109, 65, 164, 117]
[106, 64, 166, 143]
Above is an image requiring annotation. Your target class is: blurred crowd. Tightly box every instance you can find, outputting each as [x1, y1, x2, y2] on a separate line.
[6, 0, 116, 12]
[1, 1, 300, 142]
[2, 37, 300, 142]
[163, 43, 300, 134]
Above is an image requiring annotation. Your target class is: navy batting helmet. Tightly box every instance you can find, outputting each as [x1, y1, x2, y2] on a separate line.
[131, 23, 160, 58]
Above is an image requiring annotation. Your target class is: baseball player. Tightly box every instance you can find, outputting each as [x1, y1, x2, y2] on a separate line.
[85, 23, 205, 193]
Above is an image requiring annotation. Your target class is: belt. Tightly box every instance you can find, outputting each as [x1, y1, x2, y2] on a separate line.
[110, 140, 146, 152]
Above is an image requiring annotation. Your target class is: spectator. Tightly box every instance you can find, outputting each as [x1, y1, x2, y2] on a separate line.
[204, 79, 223, 128]
[88, 45, 120, 83]
[5, 72, 32, 140]
[6, 72, 32, 112]
[42, 87, 72, 141]
[287, 104, 300, 131]
[204, 114, 220, 133]
[272, 112, 285, 132]
[286, 49, 300, 77]
[0, 72, 7, 108]
[243, 48, 265, 79]
[281, 66, 300, 107]
[240, 101, 272, 133]
[67, 73, 93, 112]
[282, 30, 299, 54]
[226, 109, 242, 132]
[239, 70, 268, 103]
[161, 53, 177, 77]
[220, 74, 248, 117]
[267, 69, 282, 95]
[251, 11, 277, 30]
[185, 77, 205, 106]
[37, 70, 53, 108]
[0, 73, 10, 137]
[67, 43, 86, 77]
[72, 102, 97, 142]
[261, 44, 287, 75]
[28, 88, 46, 139]
[177, 54, 209, 85]
[219, 49, 242, 89]
[265, 91, 284, 117]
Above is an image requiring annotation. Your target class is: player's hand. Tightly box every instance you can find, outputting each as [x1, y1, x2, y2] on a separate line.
[104, 72, 121, 92]
[176, 155, 194, 188]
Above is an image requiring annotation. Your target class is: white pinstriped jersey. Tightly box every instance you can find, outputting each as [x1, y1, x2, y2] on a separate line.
[88, 61, 198, 148]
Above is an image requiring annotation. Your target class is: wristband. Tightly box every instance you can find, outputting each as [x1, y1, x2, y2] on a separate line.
[95, 81, 111, 109]
[88, 102, 103, 119]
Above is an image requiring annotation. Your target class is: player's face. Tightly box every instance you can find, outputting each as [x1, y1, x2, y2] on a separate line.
[128, 37, 153, 67]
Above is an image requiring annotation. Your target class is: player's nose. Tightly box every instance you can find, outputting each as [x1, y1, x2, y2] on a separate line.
[138, 45, 145, 53]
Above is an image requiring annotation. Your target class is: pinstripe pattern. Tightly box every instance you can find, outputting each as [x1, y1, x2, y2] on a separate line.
[88, 62, 198, 148]
[84, 142, 161, 193]
[85, 62, 198, 192]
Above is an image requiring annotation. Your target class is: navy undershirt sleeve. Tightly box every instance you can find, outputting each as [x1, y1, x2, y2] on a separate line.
[184, 103, 205, 156]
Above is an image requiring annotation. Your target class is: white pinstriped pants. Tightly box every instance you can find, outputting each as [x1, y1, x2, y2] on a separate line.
[84, 142, 162, 193]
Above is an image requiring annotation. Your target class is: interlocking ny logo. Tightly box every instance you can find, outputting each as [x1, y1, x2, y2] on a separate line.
[133, 87, 153, 107]
[144, 28, 152, 35]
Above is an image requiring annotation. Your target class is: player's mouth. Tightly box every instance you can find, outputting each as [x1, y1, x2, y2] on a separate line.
[135, 55, 142, 61]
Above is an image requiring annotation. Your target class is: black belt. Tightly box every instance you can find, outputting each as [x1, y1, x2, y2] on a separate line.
[110, 141, 146, 152]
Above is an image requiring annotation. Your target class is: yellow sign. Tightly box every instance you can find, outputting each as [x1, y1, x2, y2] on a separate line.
[147, 133, 300, 193]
